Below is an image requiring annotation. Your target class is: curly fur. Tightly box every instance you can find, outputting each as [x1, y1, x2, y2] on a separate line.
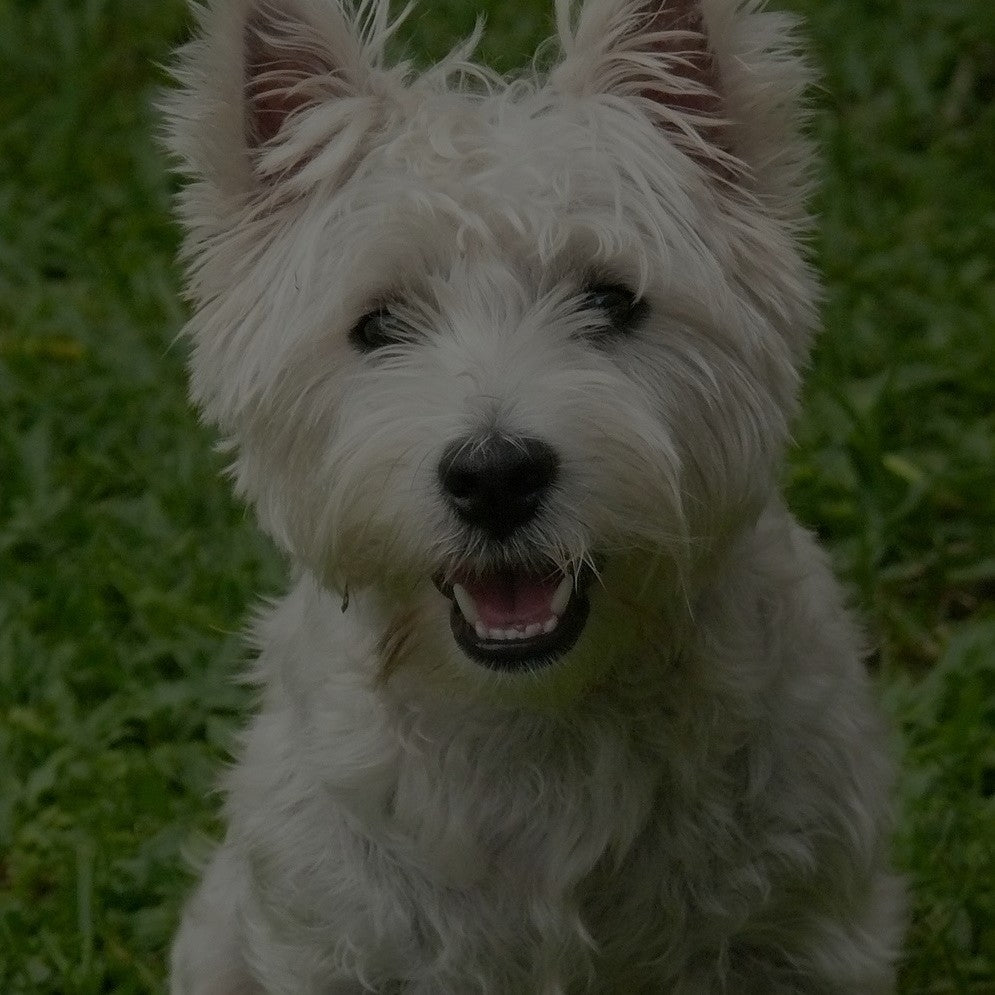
[163, 0, 904, 990]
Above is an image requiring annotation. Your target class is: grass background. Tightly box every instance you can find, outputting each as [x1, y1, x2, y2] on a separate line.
[0, 0, 992, 990]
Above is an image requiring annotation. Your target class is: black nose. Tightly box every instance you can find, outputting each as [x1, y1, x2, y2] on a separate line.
[438, 435, 559, 540]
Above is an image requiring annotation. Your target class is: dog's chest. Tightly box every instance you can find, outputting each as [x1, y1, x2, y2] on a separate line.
[351, 716, 716, 980]
[353, 796, 719, 990]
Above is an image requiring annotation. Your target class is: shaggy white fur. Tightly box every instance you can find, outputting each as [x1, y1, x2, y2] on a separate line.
[164, 0, 904, 990]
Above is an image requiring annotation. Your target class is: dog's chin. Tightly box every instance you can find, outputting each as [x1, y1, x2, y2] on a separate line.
[433, 563, 594, 673]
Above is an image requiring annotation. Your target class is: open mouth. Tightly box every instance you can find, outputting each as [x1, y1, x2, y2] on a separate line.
[433, 564, 593, 671]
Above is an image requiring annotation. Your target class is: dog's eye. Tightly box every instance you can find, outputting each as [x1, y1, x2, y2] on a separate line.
[349, 307, 402, 353]
[581, 283, 647, 336]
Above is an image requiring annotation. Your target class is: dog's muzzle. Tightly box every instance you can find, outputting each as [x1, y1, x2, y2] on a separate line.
[434, 433, 592, 669]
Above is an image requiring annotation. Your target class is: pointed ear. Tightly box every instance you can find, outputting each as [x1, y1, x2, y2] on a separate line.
[551, 0, 813, 203]
[244, 3, 350, 150]
[553, 0, 727, 159]
[166, 0, 393, 201]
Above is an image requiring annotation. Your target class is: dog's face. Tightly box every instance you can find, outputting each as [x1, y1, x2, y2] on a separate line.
[167, 0, 817, 688]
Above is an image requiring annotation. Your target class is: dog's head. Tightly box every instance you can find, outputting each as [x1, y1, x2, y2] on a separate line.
[165, 0, 817, 690]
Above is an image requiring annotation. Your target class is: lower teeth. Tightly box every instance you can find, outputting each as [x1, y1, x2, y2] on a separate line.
[472, 618, 559, 642]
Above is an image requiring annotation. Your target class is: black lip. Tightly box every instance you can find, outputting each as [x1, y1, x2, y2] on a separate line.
[435, 566, 593, 673]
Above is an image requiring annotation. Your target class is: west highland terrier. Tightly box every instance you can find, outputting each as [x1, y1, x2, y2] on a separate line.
[165, 0, 904, 990]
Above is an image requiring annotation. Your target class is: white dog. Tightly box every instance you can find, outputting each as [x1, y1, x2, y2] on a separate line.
[165, 0, 904, 990]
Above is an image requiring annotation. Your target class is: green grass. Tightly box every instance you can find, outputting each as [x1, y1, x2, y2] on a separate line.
[0, 0, 992, 990]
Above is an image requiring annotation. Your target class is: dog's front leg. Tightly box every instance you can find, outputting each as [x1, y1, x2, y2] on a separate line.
[170, 845, 261, 995]
[171, 841, 374, 995]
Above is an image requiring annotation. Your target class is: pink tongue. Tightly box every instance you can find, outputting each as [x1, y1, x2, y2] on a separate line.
[462, 571, 560, 628]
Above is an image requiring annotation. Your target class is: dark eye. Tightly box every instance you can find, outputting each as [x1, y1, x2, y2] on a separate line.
[349, 306, 402, 353]
[581, 282, 647, 337]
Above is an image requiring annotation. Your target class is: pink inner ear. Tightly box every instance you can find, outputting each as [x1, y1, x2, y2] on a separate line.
[640, 1, 722, 120]
[244, 13, 334, 148]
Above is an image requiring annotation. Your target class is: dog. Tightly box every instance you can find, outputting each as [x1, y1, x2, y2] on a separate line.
[164, 0, 904, 990]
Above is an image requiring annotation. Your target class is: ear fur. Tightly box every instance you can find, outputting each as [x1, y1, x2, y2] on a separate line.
[243, 3, 349, 150]
[554, 0, 727, 153]
[164, 0, 397, 203]
[552, 0, 814, 216]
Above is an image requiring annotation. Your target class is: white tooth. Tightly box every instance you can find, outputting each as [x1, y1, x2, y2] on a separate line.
[474, 621, 488, 640]
[550, 574, 572, 616]
[542, 616, 558, 634]
[524, 622, 541, 638]
[506, 628, 523, 640]
[452, 584, 480, 626]
[487, 627, 504, 641]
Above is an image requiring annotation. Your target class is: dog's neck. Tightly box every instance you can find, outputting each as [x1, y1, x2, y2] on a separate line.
[256, 500, 792, 864]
